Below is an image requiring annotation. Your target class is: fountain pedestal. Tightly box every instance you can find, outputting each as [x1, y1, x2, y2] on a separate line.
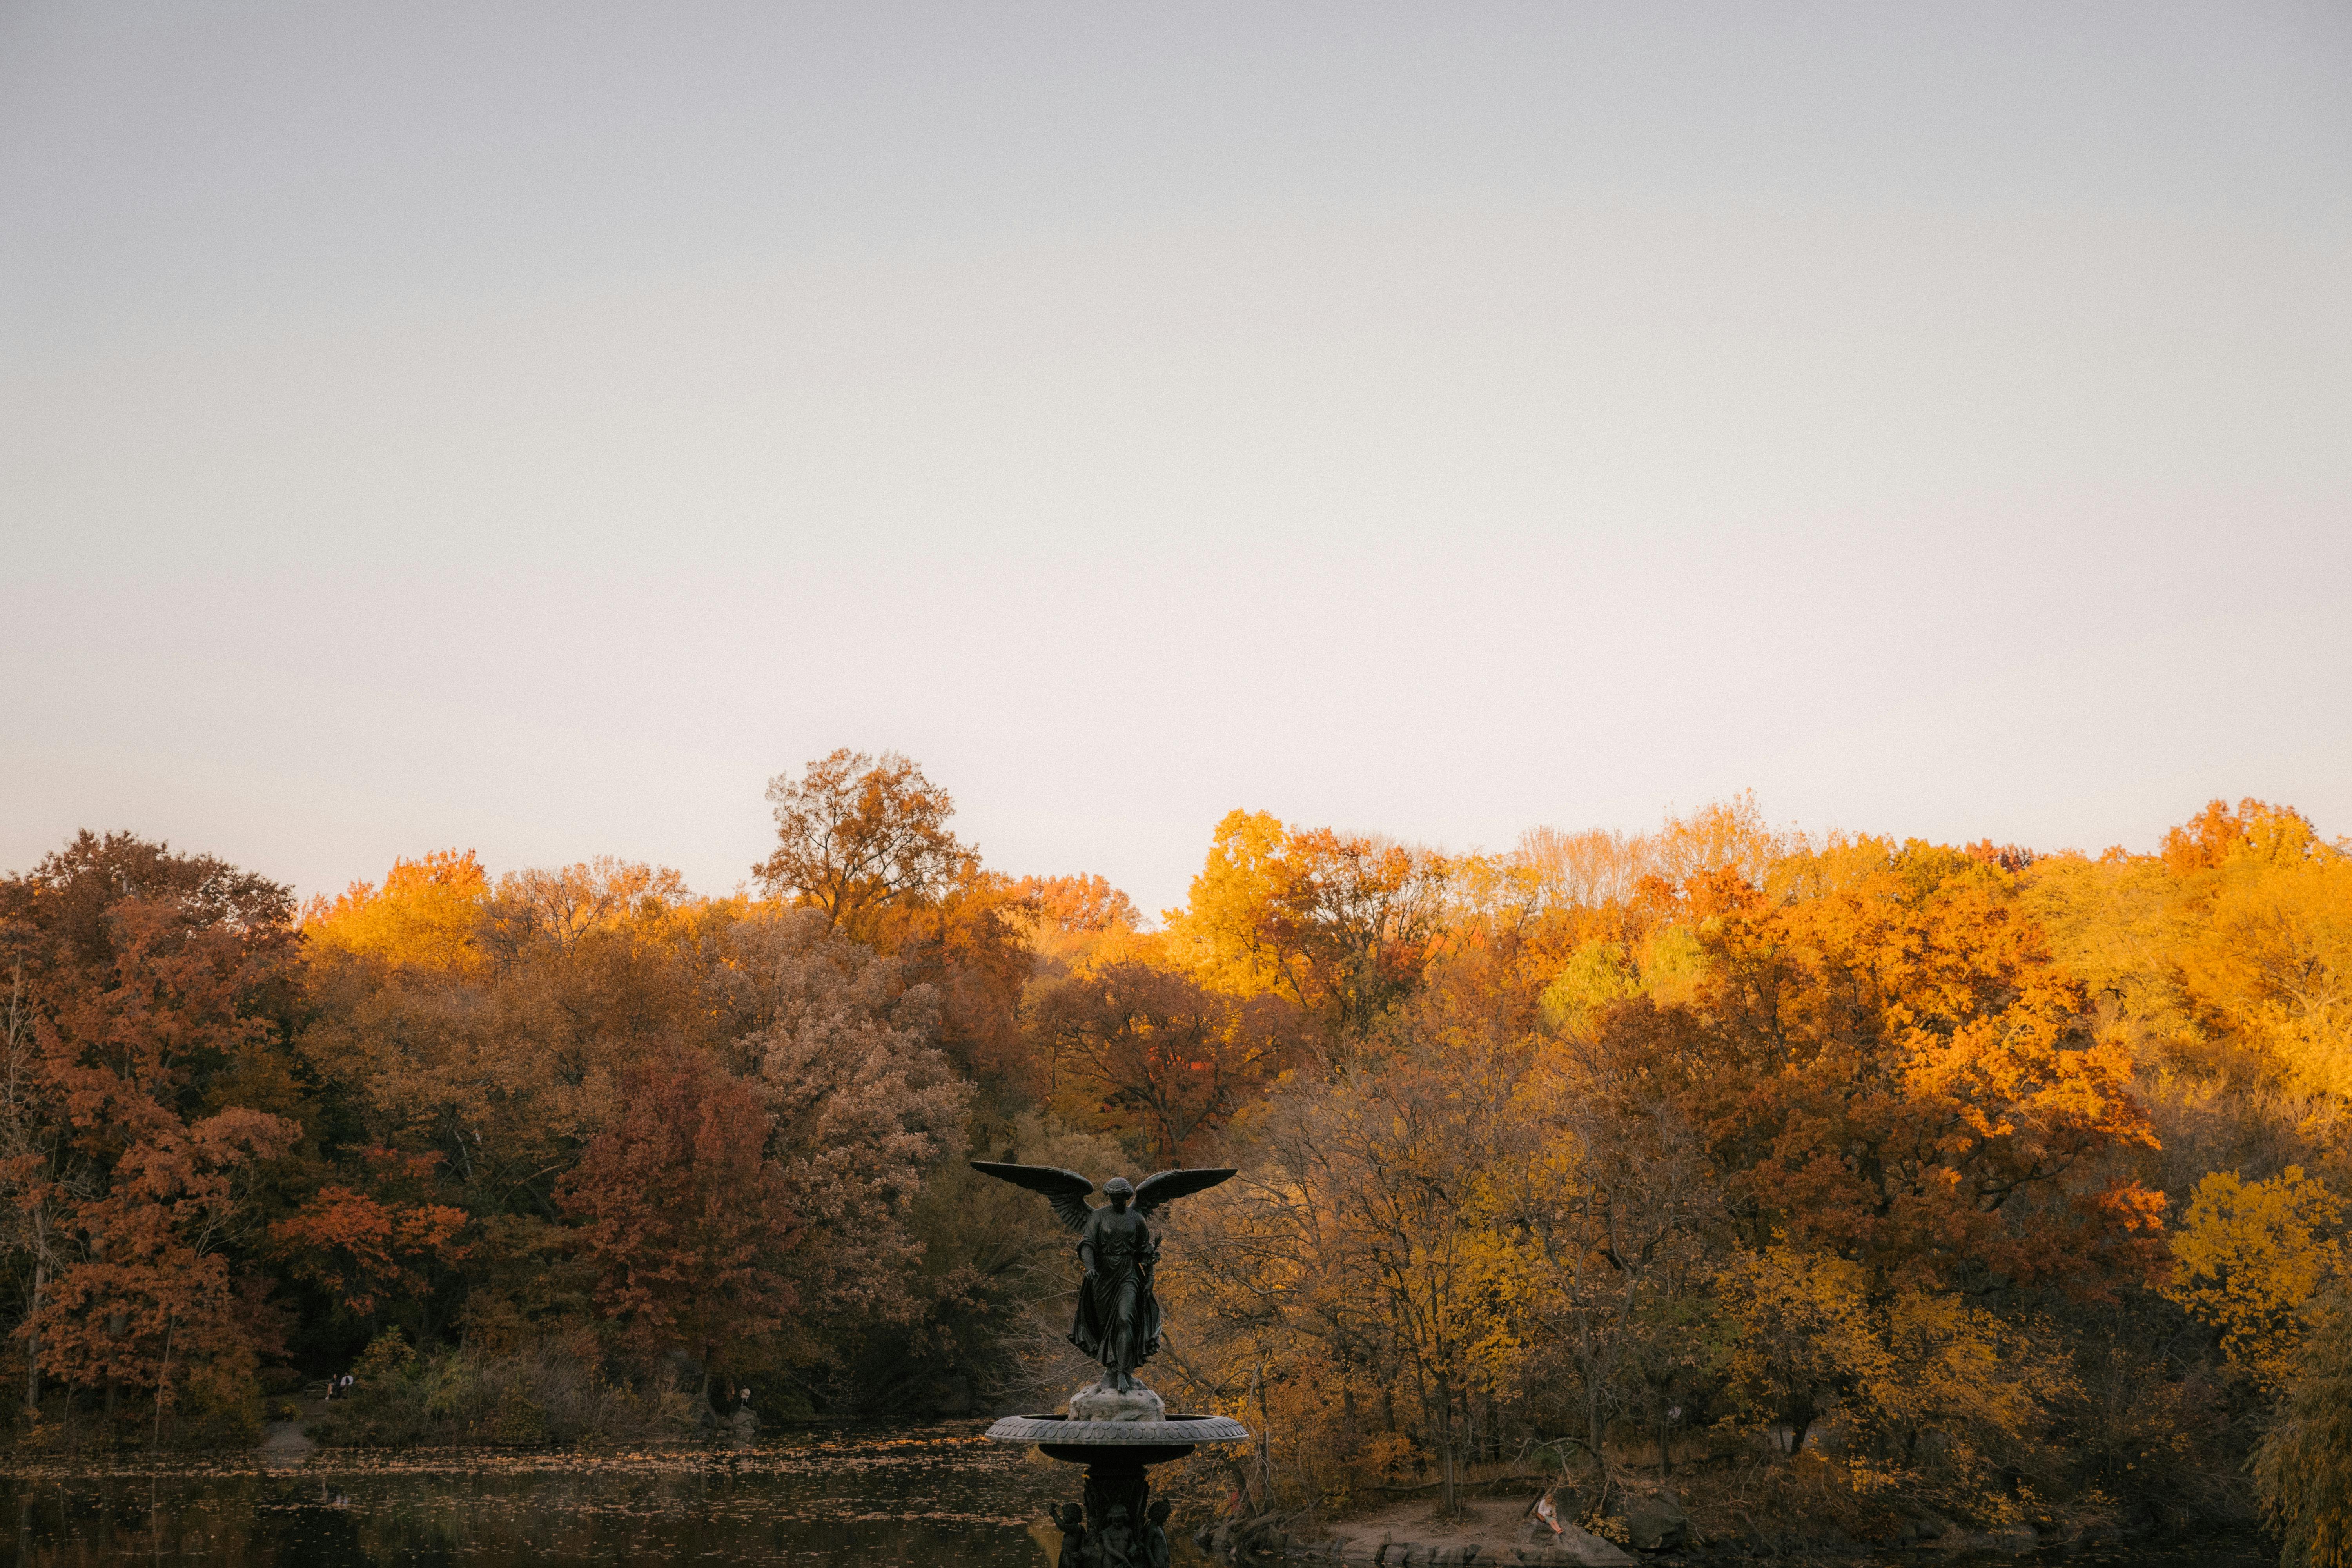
[988, 1403, 1250, 1567]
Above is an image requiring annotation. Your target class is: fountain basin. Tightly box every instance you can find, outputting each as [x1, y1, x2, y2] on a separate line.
[986, 1411, 1249, 1457]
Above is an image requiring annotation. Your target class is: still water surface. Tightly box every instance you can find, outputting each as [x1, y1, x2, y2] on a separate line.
[0, 1425, 2271, 1568]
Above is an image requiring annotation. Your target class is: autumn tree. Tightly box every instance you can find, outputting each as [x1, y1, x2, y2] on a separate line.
[2165, 801, 2352, 1103]
[485, 858, 691, 955]
[270, 1148, 469, 1322]
[2164, 1165, 2342, 1388]
[0, 953, 67, 1416]
[1014, 874, 1140, 937]
[558, 1048, 800, 1412]
[1504, 1011, 1723, 1473]
[1165, 810, 1453, 1050]
[727, 909, 974, 1369]
[753, 751, 1039, 1093]
[1516, 794, 1797, 916]
[756, 749, 978, 944]
[300, 851, 722, 1225]
[0, 833, 308, 1432]
[1169, 991, 1546, 1514]
[2255, 1283, 2352, 1568]
[302, 849, 492, 977]
[1028, 960, 1297, 1163]
[1655, 842, 2168, 1293]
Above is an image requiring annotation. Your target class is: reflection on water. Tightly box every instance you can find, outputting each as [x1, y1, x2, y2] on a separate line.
[1998, 1546, 2272, 1568]
[0, 1425, 1109, 1567]
[0, 1426, 2271, 1568]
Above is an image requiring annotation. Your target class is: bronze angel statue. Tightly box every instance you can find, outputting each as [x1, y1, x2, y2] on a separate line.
[973, 1163, 1235, 1391]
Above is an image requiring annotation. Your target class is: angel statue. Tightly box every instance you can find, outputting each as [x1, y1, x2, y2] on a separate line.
[972, 1163, 1235, 1393]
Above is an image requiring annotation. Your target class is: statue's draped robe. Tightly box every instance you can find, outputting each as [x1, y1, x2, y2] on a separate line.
[1071, 1205, 1161, 1380]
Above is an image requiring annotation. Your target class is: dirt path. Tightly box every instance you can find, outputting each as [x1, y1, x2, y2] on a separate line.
[1303, 1496, 1633, 1565]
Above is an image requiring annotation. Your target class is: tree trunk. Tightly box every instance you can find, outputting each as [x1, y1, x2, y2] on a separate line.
[151, 1316, 175, 1452]
[1251, 1362, 1274, 1513]
[21, 1255, 42, 1419]
[1437, 1376, 1458, 1517]
[1785, 1391, 1816, 1454]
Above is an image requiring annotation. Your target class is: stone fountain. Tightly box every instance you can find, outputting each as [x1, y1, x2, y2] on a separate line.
[973, 1162, 1252, 1567]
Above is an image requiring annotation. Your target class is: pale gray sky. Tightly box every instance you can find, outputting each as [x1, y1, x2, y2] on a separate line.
[4, 3, 2348, 914]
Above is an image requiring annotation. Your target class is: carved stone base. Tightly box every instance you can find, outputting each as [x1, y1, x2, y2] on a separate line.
[1039, 1452, 1172, 1568]
[1066, 1380, 1167, 1423]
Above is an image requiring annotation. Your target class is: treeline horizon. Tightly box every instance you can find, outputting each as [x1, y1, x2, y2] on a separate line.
[2, 753, 2346, 1561]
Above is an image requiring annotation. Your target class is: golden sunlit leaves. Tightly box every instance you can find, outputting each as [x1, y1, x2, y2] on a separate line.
[1160, 810, 1452, 1049]
[2176, 854, 2352, 1102]
[2165, 1165, 2343, 1389]
[303, 849, 491, 977]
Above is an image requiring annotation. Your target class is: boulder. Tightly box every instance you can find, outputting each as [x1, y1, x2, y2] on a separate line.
[1514, 1527, 1636, 1566]
[1613, 1494, 1688, 1552]
[1560, 1525, 1637, 1566]
[1065, 1379, 1167, 1422]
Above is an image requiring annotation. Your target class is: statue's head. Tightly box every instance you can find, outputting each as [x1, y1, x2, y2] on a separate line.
[1148, 1499, 1172, 1525]
[1103, 1176, 1134, 1210]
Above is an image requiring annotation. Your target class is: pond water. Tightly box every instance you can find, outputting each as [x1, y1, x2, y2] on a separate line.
[0, 1425, 1138, 1568]
[0, 1425, 2272, 1568]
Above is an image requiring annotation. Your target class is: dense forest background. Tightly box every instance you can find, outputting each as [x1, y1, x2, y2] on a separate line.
[2, 753, 2345, 1559]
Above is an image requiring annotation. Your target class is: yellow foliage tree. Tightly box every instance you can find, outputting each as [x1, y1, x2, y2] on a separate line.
[1162, 810, 1309, 999]
[1722, 1246, 2073, 1485]
[2165, 1165, 2343, 1388]
[1161, 809, 1453, 1045]
[2176, 857, 2352, 1102]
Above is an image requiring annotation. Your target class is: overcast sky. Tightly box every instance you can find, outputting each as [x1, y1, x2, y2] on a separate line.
[4, 3, 2348, 915]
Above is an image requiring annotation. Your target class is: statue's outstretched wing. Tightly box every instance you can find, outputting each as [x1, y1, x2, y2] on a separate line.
[1133, 1167, 1237, 1219]
[971, 1161, 1096, 1234]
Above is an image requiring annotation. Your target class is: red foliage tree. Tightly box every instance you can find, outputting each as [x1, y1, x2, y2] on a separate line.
[0, 833, 304, 1428]
[1029, 961, 1298, 1163]
[557, 1049, 800, 1404]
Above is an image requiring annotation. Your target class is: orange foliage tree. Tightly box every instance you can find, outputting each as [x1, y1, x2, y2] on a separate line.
[756, 750, 1038, 1090]
[271, 1148, 469, 1320]
[1657, 843, 2167, 1292]
[757, 749, 978, 944]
